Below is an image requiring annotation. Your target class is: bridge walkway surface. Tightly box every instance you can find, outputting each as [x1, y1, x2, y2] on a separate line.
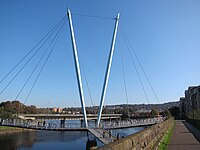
[88, 128, 116, 144]
[168, 120, 200, 150]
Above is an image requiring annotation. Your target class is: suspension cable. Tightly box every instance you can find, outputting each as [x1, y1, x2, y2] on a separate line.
[120, 32, 150, 104]
[14, 19, 67, 101]
[122, 31, 161, 104]
[78, 53, 94, 107]
[0, 15, 67, 85]
[81, 63, 94, 107]
[0, 17, 67, 97]
[121, 30, 167, 117]
[118, 44, 130, 118]
[24, 19, 66, 104]
[72, 13, 115, 20]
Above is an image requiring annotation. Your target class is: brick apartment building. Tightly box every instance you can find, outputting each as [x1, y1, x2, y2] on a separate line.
[180, 85, 200, 118]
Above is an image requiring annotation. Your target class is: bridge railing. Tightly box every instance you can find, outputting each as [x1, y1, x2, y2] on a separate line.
[0, 117, 166, 130]
[101, 117, 165, 129]
[1, 118, 86, 129]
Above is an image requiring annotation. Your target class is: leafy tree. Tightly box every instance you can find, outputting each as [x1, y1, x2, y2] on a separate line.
[168, 106, 180, 118]
[163, 109, 172, 117]
[28, 105, 37, 114]
[151, 109, 158, 117]
[0, 101, 39, 117]
[0, 107, 13, 123]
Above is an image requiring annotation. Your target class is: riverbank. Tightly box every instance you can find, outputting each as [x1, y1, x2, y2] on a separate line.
[0, 126, 34, 135]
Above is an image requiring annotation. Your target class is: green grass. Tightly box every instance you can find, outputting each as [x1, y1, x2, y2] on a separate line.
[0, 126, 14, 130]
[0, 125, 34, 135]
[0, 126, 21, 131]
[157, 122, 175, 150]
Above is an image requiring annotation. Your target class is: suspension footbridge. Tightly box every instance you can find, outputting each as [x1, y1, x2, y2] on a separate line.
[0, 9, 167, 145]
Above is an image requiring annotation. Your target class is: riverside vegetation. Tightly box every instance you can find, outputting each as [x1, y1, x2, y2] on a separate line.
[0, 126, 33, 135]
[157, 121, 175, 150]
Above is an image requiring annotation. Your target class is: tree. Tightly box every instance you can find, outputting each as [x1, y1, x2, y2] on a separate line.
[163, 109, 172, 117]
[151, 109, 158, 117]
[0, 101, 39, 116]
[169, 106, 180, 118]
[0, 107, 13, 123]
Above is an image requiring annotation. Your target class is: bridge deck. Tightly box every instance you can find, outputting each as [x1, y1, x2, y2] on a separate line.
[88, 128, 116, 144]
[2, 117, 163, 131]
[1, 124, 87, 131]
[1, 124, 114, 144]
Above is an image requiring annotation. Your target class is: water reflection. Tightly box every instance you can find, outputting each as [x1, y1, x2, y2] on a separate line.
[0, 131, 102, 150]
[86, 132, 97, 150]
[0, 132, 36, 150]
[0, 127, 145, 150]
[112, 126, 147, 137]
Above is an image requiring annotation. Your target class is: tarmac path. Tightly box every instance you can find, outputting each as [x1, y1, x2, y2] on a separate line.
[168, 120, 200, 150]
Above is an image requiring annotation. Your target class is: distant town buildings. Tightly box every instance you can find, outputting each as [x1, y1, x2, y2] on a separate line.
[180, 85, 200, 119]
[52, 107, 81, 114]
[52, 107, 63, 113]
[131, 109, 152, 118]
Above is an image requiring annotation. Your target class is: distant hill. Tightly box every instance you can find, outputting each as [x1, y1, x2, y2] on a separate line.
[103, 101, 180, 111]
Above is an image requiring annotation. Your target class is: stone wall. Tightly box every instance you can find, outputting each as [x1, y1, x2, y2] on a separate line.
[97, 118, 174, 150]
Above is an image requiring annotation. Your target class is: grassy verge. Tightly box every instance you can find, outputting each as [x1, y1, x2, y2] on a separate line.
[0, 125, 33, 135]
[0, 126, 18, 131]
[157, 121, 175, 150]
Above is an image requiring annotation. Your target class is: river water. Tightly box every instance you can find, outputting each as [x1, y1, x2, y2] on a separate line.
[0, 126, 145, 150]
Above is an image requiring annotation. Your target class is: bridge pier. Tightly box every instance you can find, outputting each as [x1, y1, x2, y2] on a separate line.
[80, 119, 85, 127]
[60, 119, 65, 128]
[95, 119, 97, 127]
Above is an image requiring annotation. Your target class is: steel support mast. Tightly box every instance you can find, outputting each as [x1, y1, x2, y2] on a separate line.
[97, 13, 120, 127]
[67, 9, 88, 127]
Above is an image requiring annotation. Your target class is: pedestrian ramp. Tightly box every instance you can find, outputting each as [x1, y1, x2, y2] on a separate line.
[88, 128, 116, 144]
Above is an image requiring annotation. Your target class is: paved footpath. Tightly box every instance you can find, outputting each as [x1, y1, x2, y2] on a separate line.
[168, 120, 200, 150]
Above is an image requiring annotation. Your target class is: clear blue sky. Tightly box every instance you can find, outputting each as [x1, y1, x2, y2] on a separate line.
[0, 0, 200, 108]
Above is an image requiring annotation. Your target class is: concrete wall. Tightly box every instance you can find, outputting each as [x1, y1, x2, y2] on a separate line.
[97, 118, 174, 150]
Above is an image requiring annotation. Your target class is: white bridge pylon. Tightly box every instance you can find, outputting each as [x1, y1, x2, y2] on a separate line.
[67, 9, 120, 128]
